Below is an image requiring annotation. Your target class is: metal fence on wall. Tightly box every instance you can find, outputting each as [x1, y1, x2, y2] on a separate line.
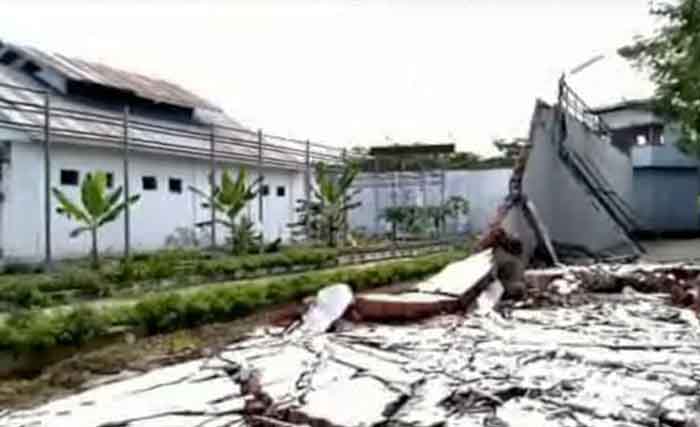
[0, 81, 351, 267]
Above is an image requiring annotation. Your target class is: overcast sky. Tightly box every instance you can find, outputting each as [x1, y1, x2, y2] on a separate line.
[0, 0, 658, 155]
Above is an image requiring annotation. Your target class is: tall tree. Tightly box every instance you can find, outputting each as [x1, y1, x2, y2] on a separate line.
[620, 0, 700, 154]
[52, 171, 140, 269]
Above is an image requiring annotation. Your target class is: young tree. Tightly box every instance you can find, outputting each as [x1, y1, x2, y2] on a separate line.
[620, 0, 700, 154]
[289, 161, 361, 247]
[52, 171, 140, 269]
[380, 206, 409, 241]
[190, 168, 262, 255]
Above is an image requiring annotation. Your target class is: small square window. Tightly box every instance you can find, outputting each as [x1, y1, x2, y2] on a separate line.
[60, 169, 79, 186]
[276, 186, 285, 197]
[106, 173, 114, 188]
[142, 176, 157, 191]
[169, 178, 182, 194]
[261, 185, 270, 196]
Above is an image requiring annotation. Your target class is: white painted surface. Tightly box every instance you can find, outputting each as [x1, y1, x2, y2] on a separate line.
[349, 168, 510, 235]
[2, 140, 303, 262]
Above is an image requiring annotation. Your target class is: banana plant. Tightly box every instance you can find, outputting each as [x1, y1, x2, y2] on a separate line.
[190, 168, 262, 255]
[288, 161, 361, 247]
[52, 171, 140, 269]
[427, 196, 470, 236]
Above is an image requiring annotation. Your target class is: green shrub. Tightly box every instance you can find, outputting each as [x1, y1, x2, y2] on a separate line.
[54, 306, 108, 346]
[0, 282, 50, 309]
[3, 262, 45, 275]
[130, 293, 186, 334]
[0, 250, 466, 354]
[54, 269, 109, 297]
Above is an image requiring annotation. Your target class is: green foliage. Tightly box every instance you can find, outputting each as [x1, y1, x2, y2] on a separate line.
[0, 248, 341, 309]
[619, 0, 700, 155]
[53, 171, 140, 269]
[290, 161, 360, 247]
[380, 196, 470, 240]
[0, 282, 50, 309]
[229, 215, 260, 256]
[0, 251, 465, 353]
[54, 269, 107, 297]
[0, 306, 107, 352]
[191, 169, 261, 255]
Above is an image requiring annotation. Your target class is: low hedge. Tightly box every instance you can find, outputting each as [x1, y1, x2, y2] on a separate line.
[0, 248, 340, 309]
[0, 251, 465, 352]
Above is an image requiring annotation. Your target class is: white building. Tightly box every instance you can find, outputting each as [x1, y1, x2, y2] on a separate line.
[0, 39, 311, 263]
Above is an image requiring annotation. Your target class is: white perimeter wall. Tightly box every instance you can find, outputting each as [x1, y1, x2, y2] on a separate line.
[349, 168, 511, 236]
[3, 141, 303, 262]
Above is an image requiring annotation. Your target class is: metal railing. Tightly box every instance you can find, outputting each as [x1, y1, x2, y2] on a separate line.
[0, 81, 352, 266]
[557, 77, 611, 135]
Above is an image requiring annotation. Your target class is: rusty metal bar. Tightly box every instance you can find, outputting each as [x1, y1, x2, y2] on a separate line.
[304, 139, 311, 240]
[43, 93, 52, 269]
[209, 125, 217, 250]
[122, 105, 131, 258]
[341, 148, 348, 246]
[257, 129, 264, 254]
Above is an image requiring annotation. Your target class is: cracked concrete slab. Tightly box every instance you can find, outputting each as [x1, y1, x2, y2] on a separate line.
[4, 284, 700, 427]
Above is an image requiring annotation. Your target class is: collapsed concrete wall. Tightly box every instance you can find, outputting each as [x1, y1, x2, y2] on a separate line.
[522, 101, 640, 257]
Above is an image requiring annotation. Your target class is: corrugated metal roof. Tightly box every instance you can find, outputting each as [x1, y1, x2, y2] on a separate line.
[8, 42, 221, 112]
[0, 62, 311, 170]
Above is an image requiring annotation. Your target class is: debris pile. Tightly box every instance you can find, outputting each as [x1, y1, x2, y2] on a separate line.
[4, 86, 700, 427]
[5, 282, 699, 427]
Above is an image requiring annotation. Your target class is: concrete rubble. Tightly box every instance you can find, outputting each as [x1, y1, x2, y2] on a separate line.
[4, 92, 700, 427]
[4, 266, 700, 427]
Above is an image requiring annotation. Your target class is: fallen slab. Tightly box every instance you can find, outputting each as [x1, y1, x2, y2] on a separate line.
[414, 249, 493, 300]
[354, 292, 459, 321]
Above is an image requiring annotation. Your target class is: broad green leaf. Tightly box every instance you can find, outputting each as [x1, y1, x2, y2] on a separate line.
[82, 172, 108, 218]
[52, 188, 90, 224]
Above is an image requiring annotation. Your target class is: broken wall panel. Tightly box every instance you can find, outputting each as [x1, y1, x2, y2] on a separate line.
[522, 101, 639, 256]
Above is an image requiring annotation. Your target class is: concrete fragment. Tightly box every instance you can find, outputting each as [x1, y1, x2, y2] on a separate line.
[297, 284, 353, 334]
[475, 280, 504, 314]
[298, 377, 401, 427]
[354, 292, 459, 321]
[414, 249, 493, 300]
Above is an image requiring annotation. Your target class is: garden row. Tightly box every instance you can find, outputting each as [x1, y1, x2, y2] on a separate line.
[0, 250, 465, 356]
[0, 241, 454, 311]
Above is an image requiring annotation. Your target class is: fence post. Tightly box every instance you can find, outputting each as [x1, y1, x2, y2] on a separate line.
[257, 129, 264, 254]
[209, 125, 217, 250]
[341, 148, 348, 247]
[373, 156, 379, 235]
[122, 106, 131, 258]
[440, 156, 447, 239]
[304, 139, 311, 240]
[43, 93, 52, 269]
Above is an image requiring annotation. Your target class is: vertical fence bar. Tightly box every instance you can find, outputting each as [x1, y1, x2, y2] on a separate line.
[257, 129, 264, 254]
[373, 157, 379, 235]
[304, 139, 311, 240]
[440, 156, 447, 239]
[43, 93, 52, 269]
[209, 125, 217, 250]
[341, 148, 348, 247]
[122, 106, 131, 258]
